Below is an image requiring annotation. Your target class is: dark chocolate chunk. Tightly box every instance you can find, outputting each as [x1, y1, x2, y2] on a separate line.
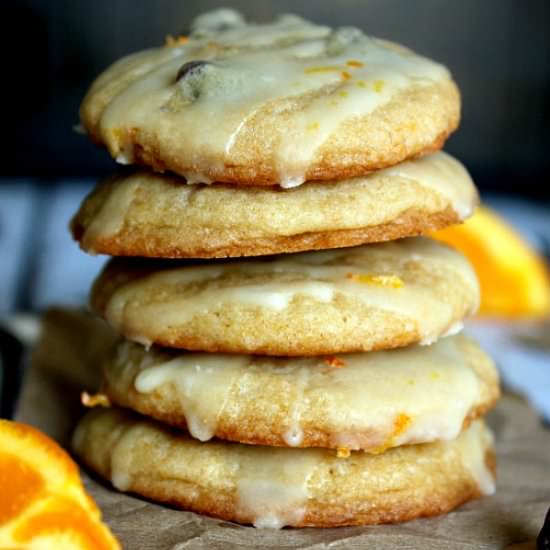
[175, 60, 209, 83]
[538, 507, 550, 550]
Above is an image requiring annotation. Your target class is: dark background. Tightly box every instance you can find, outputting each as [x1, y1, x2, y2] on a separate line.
[2, 0, 550, 198]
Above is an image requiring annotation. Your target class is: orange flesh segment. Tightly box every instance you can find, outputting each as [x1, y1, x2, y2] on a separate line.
[0, 454, 44, 525]
[432, 206, 550, 318]
[0, 419, 120, 549]
[13, 496, 115, 550]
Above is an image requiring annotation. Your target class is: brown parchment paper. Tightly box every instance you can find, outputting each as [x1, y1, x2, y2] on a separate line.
[15, 308, 550, 549]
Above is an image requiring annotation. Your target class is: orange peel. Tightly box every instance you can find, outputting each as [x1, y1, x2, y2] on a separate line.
[346, 272, 404, 288]
[432, 206, 550, 318]
[369, 412, 413, 455]
[0, 419, 120, 549]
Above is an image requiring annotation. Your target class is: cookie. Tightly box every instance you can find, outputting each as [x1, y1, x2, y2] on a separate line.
[80, 10, 460, 187]
[101, 334, 499, 450]
[72, 152, 477, 259]
[72, 408, 495, 528]
[90, 237, 479, 355]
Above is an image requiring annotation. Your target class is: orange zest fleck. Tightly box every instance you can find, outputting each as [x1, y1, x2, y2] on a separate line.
[356, 80, 367, 88]
[336, 447, 351, 458]
[393, 413, 412, 438]
[373, 79, 385, 92]
[346, 60, 364, 68]
[341, 70, 352, 80]
[369, 413, 413, 454]
[304, 65, 342, 74]
[81, 392, 111, 408]
[346, 273, 404, 288]
[324, 356, 346, 369]
[165, 34, 188, 47]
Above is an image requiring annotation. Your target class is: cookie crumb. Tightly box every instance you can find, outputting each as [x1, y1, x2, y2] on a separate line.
[81, 392, 111, 408]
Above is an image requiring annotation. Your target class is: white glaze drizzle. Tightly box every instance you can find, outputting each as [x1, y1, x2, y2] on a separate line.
[419, 320, 464, 346]
[460, 421, 496, 495]
[135, 354, 246, 441]
[283, 367, 311, 446]
[82, 178, 139, 252]
[234, 446, 320, 528]
[383, 152, 477, 219]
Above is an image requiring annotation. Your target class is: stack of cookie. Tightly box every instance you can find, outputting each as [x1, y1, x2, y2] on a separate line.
[71, 10, 499, 528]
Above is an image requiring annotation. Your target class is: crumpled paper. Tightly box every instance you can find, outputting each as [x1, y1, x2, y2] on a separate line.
[15, 308, 550, 549]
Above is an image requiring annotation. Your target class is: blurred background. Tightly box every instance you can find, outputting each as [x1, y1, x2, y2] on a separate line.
[1, 0, 550, 314]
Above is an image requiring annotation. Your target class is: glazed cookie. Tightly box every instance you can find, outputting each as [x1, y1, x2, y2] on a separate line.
[73, 408, 495, 528]
[80, 9, 460, 187]
[90, 237, 479, 355]
[72, 152, 478, 259]
[101, 334, 499, 450]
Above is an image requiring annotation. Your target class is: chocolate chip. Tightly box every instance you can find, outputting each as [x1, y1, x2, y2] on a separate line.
[175, 60, 209, 83]
[538, 507, 550, 550]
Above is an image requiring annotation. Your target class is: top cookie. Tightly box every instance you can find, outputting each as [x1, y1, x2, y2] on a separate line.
[80, 9, 460, 187]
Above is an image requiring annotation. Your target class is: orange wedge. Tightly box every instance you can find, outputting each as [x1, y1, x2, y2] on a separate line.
[0, 419, 120, 550]
[432, 206, 550, 318]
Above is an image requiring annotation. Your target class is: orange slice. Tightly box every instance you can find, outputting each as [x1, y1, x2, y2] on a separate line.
[0, 419, 120, 549]
[432, 206, 550, 318]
